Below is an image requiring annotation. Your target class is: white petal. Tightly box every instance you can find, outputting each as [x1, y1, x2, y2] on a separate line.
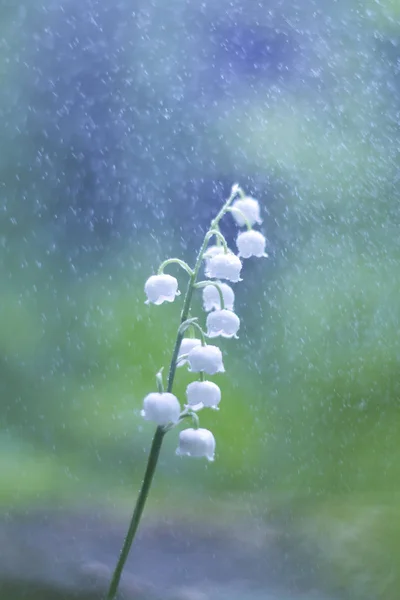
[203, 245, 229, 271]
[206, 309, 240, 339]
[177, 338, 202, 367]
[176, 428, 216, 461]
[202, 283, 235, 312]
[203, 245, 225, 260]
[141, 392, 181, 425]
[205, 253, 242, 283]
[144, 274, 180, 305]
[236, 230, 268, 259]
[187, 402, 204, 412]
[231, 197, 262, 227]
[186, 380, 221, 409]
[187, 344, 225, 375]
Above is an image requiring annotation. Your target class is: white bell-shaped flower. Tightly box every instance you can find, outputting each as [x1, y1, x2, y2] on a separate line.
[206, 309, 240, 339]
[202, 282, 235, 312]
[141, 392, 181, 426]
[205, 253, 242, 282]
[187, 344, 225, 375]
[231, 196, 262, 227]
[144, 274, 180, 305]
[186, 380, 221, 411]
[177, 337, 202, 367]
[203, 244, 225, 266]
[176, 428, 216, 462]
[236, 230, 268, 259]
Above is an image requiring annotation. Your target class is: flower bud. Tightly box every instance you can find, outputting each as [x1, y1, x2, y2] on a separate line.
[186, 380, 221, 410]
[144, 274, 180, 305]
[236, 230, 268, 259]
[187, 344, 225, 375]
[177, 338, 202, 367]
[141, 392, 181, 426]
[176, 428, 216, 461]
[205, 253, 242, 282]
[202, 283, 234, 312]
[206, 309, 240, 339]
[231, 196, 262, 227]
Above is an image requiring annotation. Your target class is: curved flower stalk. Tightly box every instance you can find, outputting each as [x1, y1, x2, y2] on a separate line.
[201, 281, 234, 312]
[230, 195, 262, 227]
[176, 337, 202, 367]
[106, 184, 266, 600]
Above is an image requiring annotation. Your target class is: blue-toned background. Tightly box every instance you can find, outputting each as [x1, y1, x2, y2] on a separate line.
[1, 1, 400, 598]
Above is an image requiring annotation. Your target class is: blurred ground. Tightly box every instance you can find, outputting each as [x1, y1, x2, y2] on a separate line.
[0, 508, 337, 600]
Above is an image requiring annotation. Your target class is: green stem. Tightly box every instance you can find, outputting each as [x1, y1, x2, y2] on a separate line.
[205, 229, 228, 252]
[194, 281, 225, 311]
[166, 274, 196, 392]
[105, 186, 238, 600]
[177, 409, 200, 428]
[178, 318, 207, 346]
[155, 368, 164, 394]
[168, 185, 237, 390]
[158, 257, 194, 276]
[105, 426, 165, 600]
[226, 206, 252, 230]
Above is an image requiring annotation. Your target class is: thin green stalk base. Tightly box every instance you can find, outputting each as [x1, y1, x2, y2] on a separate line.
[105, 426, 165, 600]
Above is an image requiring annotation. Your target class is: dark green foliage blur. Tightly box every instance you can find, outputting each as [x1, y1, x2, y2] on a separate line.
[1, 0, 400, 598]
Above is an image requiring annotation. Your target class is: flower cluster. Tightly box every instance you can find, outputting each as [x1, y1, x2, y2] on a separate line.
[142, 185, 267, 462]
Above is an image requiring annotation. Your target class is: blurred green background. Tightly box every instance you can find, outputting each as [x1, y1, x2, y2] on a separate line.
[1, 0, 400, 598]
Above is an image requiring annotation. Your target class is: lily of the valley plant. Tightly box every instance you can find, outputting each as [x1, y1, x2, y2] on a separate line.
[106, 184, 267, 599]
